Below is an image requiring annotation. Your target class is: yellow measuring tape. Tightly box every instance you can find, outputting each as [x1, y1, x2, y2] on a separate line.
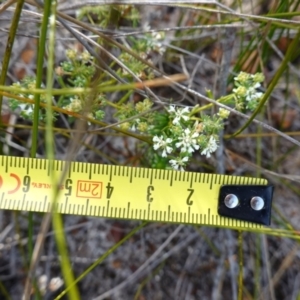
[0, 155, 272, 230]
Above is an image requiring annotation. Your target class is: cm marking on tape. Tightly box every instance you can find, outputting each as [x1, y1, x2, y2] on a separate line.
[0, 156, 273, 227]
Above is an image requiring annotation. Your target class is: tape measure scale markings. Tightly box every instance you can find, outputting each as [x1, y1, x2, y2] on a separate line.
[0, 156, 273, 228]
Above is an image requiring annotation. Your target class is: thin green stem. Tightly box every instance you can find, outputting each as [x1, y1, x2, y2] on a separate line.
[117, 90, 133, 105]
[55, 221, 148, 300]
[0, 89, 151, 143]
[0, 281, 11, 300]
[0, 0, 25, 110]
[31, 0, 52, 157]
[254, 234, 261, 299]
[27, 0, 52, 274]
[0, 0, 25, 155]
[0, 82, 138, 94]
[44, 1, 80, 299]
[134, 261, 165, 300]
[191, 94, 234, 115]
[194, 227, 221, 256]
[266, 11, 300, 17]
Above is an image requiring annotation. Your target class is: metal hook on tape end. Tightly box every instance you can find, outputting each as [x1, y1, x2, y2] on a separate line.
[218, 185, 274, 226]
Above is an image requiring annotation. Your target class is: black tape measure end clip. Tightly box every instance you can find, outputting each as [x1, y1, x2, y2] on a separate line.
[218, 185, 274, 226]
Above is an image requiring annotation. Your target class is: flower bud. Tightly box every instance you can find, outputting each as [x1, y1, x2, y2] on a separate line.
[252, 73, 265, 83]
[217, 108, 230, 119]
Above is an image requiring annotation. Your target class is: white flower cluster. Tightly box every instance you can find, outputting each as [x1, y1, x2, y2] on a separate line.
[152, 106, 228, 171]
[142, 25, 166, 55]
[18, 94, 34, 118]
[245, 86, 263, 102]
[233, 72, 265, 111]
[8, 77, 55, 121]
[151, 31, 166, 55]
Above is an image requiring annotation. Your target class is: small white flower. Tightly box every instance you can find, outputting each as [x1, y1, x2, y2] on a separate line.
[169, 156, 189, 171]
[152, 32, 163, 40]
[49, 277, 64, 292]
[201, 136, 218, 158]
[168, 106, 190, 125]
[143, 23, 151, 31]
[130, 119, 141, 132]
[168, 105, 176, 113]
[38, 274, 48, 295]
[175, 128, 199, 153]
[153, 43, 166, 55]
[153, 135, 173, 157]
[131, 124, 137, 131]
[245, 87, 263, 102]
[86, 112, 94, 125]
[19, 103, 33, 114]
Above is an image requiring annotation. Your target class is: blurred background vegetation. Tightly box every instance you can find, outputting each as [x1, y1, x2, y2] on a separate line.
[1, 0, 300, 299]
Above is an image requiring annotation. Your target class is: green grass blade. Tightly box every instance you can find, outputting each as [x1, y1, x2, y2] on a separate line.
[0, 0, 25, 109]
[55, 221, 148, 300]
[44, 0, 80, 299]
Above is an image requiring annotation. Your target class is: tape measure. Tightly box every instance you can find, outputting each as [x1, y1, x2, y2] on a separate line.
[0, 155, 273, 229]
